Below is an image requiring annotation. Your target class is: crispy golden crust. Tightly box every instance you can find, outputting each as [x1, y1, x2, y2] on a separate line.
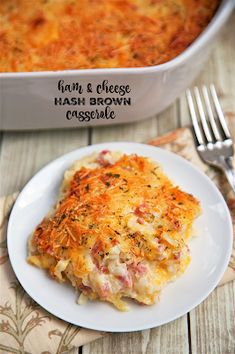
[0, 0, 219, 72]
[28, 152, 200, 310]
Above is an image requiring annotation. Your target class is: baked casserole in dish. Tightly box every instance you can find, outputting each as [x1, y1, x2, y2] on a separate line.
[0, 0, 233, 130]
[28, 151, 200, 310]
[0, 0, 220, 72]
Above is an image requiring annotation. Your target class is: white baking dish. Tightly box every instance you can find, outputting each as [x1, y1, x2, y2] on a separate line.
[0, 0, 234, 131]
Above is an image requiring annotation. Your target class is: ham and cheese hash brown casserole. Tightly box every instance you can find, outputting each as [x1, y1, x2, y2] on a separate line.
[0, 0, 219, 72]
[28, 151, 201, 311]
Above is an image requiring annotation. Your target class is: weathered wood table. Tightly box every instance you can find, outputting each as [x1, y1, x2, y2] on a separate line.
[0, 12, 234, 354]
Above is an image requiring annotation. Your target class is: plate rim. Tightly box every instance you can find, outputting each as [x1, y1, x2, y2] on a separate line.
[7, 141, 233, 332]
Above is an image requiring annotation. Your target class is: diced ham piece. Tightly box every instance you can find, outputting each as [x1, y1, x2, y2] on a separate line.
[96, 150, 112, 167]
[45, 245, 54, 255]
[173, 251, 181, 260]
[100, 150, 110, 155]
[79, 283, 92, 293]
[137, 217, 145, 224]
[135, 262, 148, 275]
[136, 263, 148, 275]
[134, 202, 148, 216]
[91, 240, 103, 268]
[118, 272, 133, 288]
[100, 282, 111, 298]
[100, 265, 109, 274]
[129, 262, 147, 276]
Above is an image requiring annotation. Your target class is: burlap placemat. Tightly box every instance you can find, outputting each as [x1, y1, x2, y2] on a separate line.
[0, 127, 234, 354]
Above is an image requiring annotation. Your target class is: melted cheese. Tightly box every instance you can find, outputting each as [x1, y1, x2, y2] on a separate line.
[0, 0, 219, 72]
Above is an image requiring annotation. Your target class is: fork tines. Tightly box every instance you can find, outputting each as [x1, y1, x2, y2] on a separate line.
[186, 85, 231, 147]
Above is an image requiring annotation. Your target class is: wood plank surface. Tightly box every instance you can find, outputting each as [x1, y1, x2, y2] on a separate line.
[90, 115, 158, 143]
[0, 10, 234, 354]
[190, 282, 235, 354]
[0, 129, 89, 196]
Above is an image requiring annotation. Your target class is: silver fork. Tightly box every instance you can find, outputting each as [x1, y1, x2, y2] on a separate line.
[186, 84, 235, 193]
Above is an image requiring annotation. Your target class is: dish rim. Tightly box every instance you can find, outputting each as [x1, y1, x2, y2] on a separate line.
[7, 142, 233, 332]
[0, 0, 233, 79]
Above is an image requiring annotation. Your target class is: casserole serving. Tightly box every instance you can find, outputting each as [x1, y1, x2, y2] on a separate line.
[27, 150, 200, 310]
[0, 0, 234, 130]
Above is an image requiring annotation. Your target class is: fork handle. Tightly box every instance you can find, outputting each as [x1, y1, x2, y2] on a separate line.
[219, 157, 235, 194]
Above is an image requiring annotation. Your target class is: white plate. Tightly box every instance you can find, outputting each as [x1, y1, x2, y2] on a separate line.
[7, 142, 233, 332]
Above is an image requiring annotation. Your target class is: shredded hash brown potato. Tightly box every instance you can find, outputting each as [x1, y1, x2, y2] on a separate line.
[28, 151, 201, 311]
[0, 0, 219, 72]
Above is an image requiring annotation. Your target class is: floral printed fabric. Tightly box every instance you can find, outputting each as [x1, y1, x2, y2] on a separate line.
[0, 127, 234, 353]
